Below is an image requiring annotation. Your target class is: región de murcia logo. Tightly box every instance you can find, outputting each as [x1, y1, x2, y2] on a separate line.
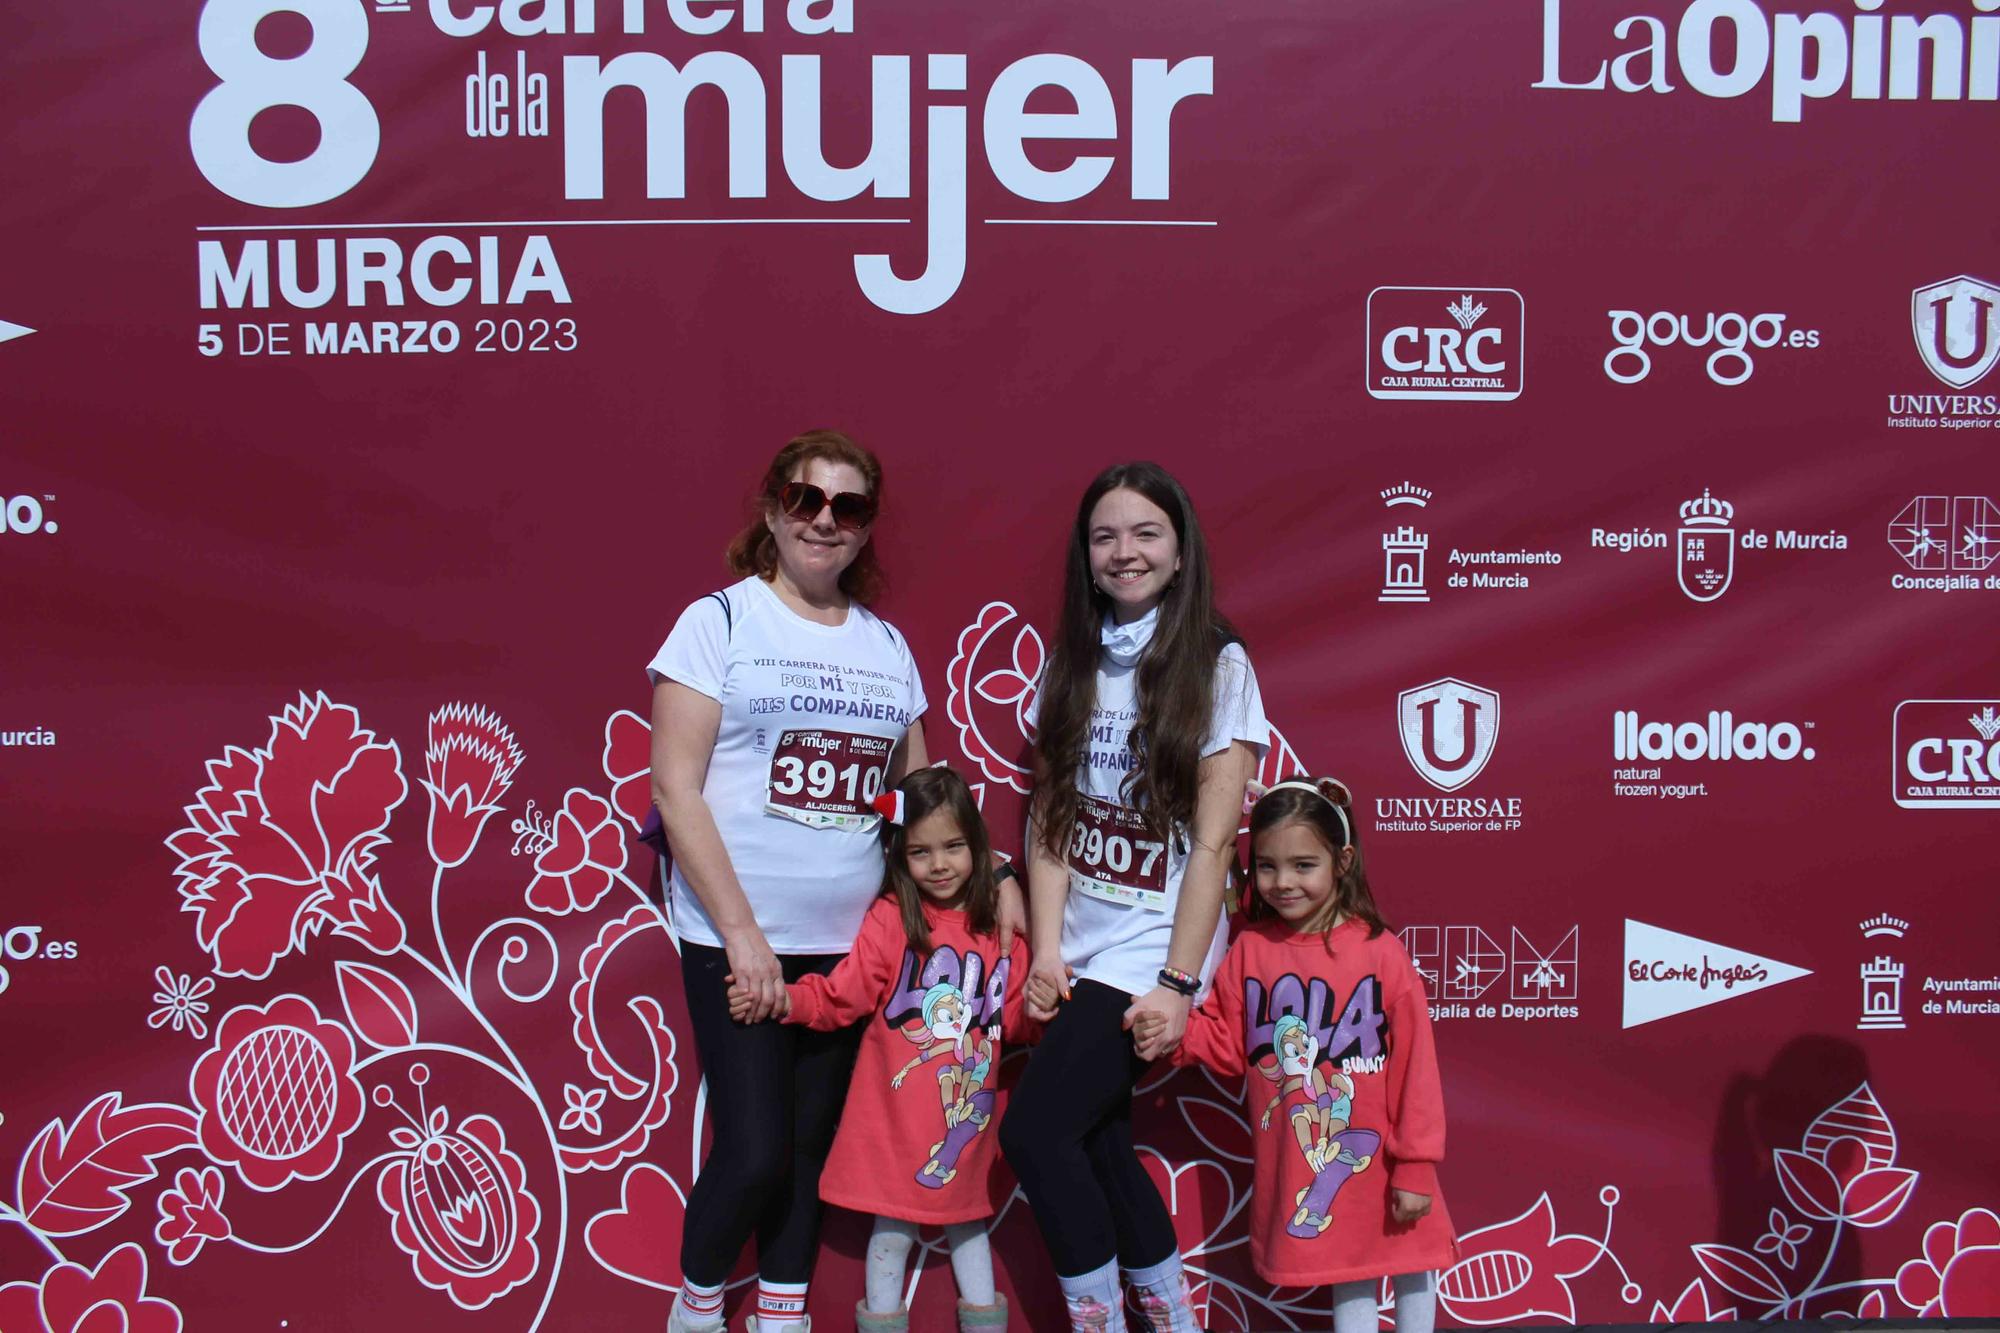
[1588, 489, 1847, 600]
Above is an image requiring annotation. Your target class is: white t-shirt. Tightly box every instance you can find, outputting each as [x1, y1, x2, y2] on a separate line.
[1039, 640, 1268, 996]
[647, 576, 928, 952]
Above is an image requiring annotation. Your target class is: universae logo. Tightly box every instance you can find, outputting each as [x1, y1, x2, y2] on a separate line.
[1912, 275, 2000, 389]
[1396, 677, 1500, 792]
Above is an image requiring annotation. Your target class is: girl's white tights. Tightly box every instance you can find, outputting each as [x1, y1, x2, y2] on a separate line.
[863, 1216, 997, 1313]
[1332, 1270, 1437, 1333]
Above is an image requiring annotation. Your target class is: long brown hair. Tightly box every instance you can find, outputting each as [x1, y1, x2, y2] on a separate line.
[1242, 778, 1387, 943]
[880, 767, 1000, 957]
[725, 428, 884, 603]
[1032, 461, 1239, 852]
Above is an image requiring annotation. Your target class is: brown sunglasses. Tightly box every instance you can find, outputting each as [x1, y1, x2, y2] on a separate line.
[779, 481, 877, 530]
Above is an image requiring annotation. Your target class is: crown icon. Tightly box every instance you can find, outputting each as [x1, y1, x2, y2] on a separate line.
[1970, 706, 2000, 740]
[1381, 482, 1433, 509]
[1859, 914, 1910, 939]
[1680, 488, 1734, 527]
[1446, 294, 1487, 330]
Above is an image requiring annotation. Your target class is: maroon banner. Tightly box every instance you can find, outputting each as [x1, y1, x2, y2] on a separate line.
[2, 0, 1998, 1327]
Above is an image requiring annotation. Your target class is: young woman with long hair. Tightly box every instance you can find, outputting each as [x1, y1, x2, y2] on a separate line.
[999, 461, 1267, 1333]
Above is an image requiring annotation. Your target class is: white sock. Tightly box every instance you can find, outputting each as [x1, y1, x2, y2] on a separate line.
[677, 1277, 725, 1322]
[944, 1221, 995, 1305]
[1057, 1256, 1127, 1333]
[1391, 1270, 1437, 1333]
[754, 1279, 809, 1328]
[1122, 1253, 1198, 1333]
[864, 1216, 919, 1313]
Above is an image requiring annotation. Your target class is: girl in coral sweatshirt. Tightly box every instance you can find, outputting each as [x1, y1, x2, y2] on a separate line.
[731, 766, 1029, 1331]
[1136, 777, 1458, 1332]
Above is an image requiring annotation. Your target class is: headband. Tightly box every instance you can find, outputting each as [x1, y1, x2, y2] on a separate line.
[1259, 779, 1352, 848]
[871, 790, 906, 825]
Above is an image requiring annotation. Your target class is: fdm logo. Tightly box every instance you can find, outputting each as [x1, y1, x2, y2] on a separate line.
[1893, 700, 2000, 809]
[1, 495, 56, 535]
[1366, 287, 1524, 401]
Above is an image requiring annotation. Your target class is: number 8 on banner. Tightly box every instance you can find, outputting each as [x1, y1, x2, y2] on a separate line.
[191, 0, 379, 207]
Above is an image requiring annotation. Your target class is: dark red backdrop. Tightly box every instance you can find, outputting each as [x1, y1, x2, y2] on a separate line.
[2, 0, 1998, 1326]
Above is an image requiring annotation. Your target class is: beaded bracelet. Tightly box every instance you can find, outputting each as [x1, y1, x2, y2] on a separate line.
[1157, 966, 1200, 997]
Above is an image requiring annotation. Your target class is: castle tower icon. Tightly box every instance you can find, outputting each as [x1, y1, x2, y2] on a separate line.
[1380, 526, 1430, 603]
[1858, 956, 1906, 1031]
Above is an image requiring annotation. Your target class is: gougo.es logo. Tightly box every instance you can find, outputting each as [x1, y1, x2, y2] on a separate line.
[1603, 309, 1820, 385]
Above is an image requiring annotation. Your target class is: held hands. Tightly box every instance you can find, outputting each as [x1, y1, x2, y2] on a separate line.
[1391, 1189, 1433, 1224]
[724, 928, 785, 1023]
[725, 970, 790, 1025]
[1024, 953, 1074, 1023]
[1123, 985, 1191, 1062]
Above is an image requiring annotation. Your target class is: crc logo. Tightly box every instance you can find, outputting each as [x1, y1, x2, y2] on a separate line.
[1911, 276, 2000, 389]
[1366, 287, 1524, 402]
[1888, 495, 2000, 572]
[1893, 700, 2000, 809]
[1397, 677, 1499, 792]
[1604, 310, 1817, 385]
[2, 495, 56, 534]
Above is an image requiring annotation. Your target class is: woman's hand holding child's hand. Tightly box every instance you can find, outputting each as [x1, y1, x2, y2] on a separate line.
[726, 974, 789, 1024]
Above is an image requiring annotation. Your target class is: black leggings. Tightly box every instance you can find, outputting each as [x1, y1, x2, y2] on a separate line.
[999, 979, 1180, 1275]
[678, 942, 861, 1287]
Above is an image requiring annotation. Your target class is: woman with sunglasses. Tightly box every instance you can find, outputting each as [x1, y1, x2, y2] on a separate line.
[651, 429, 936, 1333]
[1000, 461, 1267, 1333]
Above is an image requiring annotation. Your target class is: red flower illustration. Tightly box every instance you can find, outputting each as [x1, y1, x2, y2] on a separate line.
[1775, 1084, 1917, 1228]
[522, 789, 626, 915]
[945, 601, 1043, 793]
[169, 692, 408, 978]
[424, 703, 523, 868]
[378, 1106, 542, 1310]
[1439, 1193, 1605, 1325]
[154, 1165, 232, 1265]
[1898, 1207, 2000, 1316]
[0, 1242, 182, 1333]
[1651, 1278, 1737, 1323]
[602, 709, 652, 828]
[190, 995, 366, 1190]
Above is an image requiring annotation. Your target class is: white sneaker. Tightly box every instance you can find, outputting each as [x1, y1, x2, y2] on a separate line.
[743, 1318, 811, 1332]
